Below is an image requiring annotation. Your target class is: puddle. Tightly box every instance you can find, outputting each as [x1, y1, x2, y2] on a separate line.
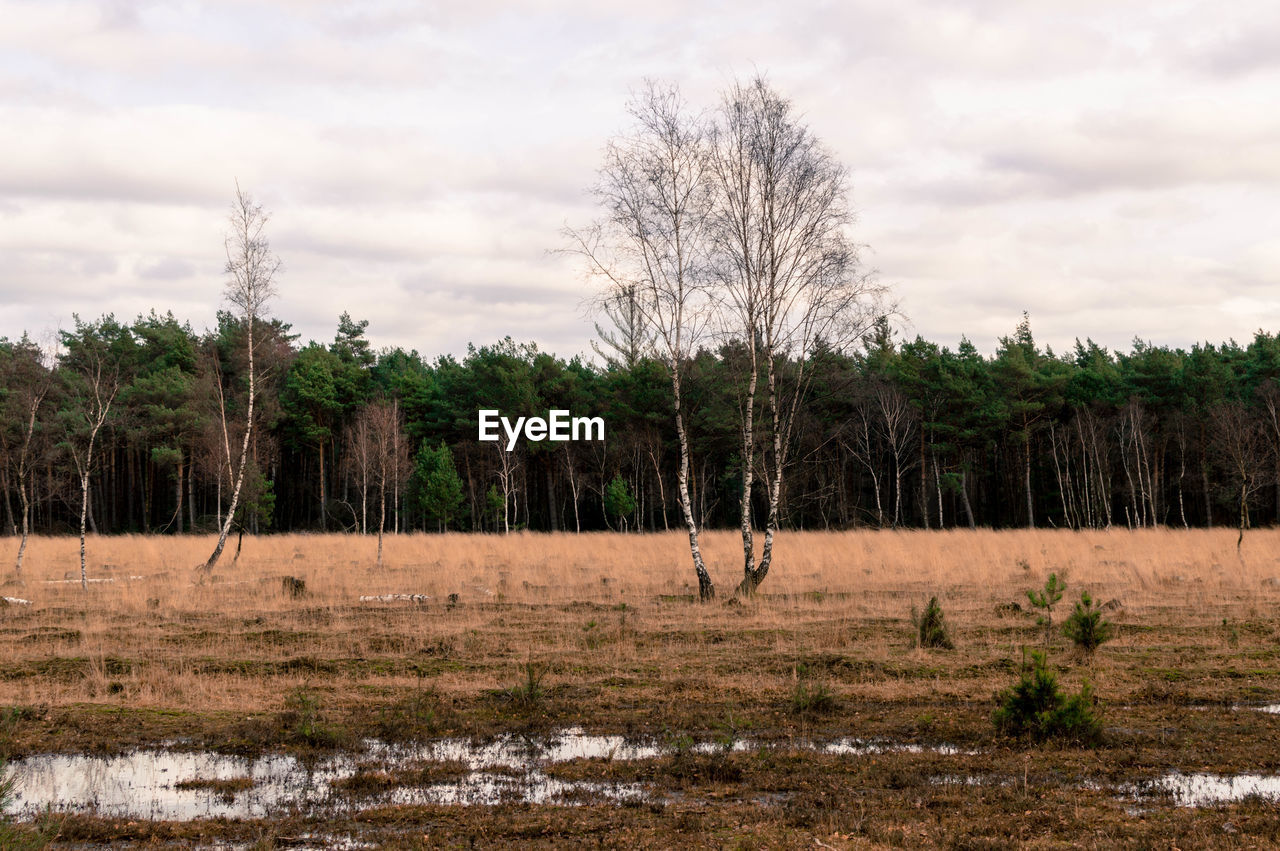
[1163, 703, 1280, 716]
[1129, 772, 1280, 806]
[1, 728, 652, 821]
[819, 738, 977, 756]
[2, 728, 973, 821]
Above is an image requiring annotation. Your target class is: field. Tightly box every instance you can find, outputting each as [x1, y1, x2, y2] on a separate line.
[2, 528, 1280, 848]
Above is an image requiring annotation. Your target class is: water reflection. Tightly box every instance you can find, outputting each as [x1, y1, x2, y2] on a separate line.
[1130, 772, 1280, 806]
[2, 727, 973, 821]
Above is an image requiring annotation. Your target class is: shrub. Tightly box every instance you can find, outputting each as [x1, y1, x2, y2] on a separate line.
[286, 688, 321, 740]
[1062, 590, 1115, 654]
[1222, 617, 1240, 648]
[1026, 573, 1065, 647]
[911, 596, 954, 649]
[282, 688, 345, 747]
[790, 680, 837, 715]
[505, 662, 547, 709]
[993, 649, 1101, 744]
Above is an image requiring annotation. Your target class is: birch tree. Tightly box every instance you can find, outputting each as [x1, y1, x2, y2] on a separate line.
[1, 335, 52, 576]
[359, 397, 408, 564]
[345, 409, 374, 533]
[709, 76, 882, 595]
[567, 81, 717, 600]
[59, 319, 124, 589]
[204, 185, 279, 571]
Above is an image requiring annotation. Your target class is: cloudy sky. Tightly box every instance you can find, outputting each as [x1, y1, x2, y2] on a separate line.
[2, 0, 1277, 360]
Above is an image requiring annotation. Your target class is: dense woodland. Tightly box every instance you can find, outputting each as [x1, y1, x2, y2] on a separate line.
[2, 309, 1278, 540]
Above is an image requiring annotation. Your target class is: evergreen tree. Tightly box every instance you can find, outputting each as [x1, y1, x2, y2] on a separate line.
[413, 440, 464, 532]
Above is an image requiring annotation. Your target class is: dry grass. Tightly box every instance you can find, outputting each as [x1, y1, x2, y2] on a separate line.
[0, 528, 1277, 719]
[4, 525, 1278, 611]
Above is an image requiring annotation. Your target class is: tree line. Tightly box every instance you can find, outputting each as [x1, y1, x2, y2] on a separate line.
[2, 310, 1278, 548]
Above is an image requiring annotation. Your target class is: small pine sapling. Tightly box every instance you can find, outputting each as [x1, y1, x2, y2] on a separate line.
[1026, 573, 1065, 648]
[1062, 590, 1115, 655]
[911, 596, 955, 649]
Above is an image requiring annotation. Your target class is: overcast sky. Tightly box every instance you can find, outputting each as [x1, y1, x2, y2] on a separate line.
[2, 0, 1277, 361]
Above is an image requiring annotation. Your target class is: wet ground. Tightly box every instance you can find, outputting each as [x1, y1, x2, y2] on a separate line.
[8, 725, 1280, 827]
[4, 728, 987, 820]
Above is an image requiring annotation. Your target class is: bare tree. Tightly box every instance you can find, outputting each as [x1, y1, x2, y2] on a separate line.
[1210, 401, 1273, 551]
[873, 379, 918, 529]
[709, 76, 883, 596]
[492, 442, 521, 535]
[355, 398, 409, 565]
[204, 184, 280, 571]
[59, 320, 122, 590]
[1, 335, 53, 577]
[345, 412, 374, 534]
[566, 81, 717, 600]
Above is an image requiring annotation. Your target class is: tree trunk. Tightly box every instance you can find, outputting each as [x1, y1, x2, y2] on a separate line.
[2, 469, 15, 536]
[934, 455, 944, 528]
[738, 355, 785, 597]
[1237, 480, 1248, 551]
[175, 452, 184, 534]
[87, 485, 98, 535]
[959, 466, 976, 530]
[566, 450, 581, 534]
[16, 477, 31, 575]
[393, 398, 401, 534]
[205, 314, 256, 571]
[672, 365, 713, 601]
[738, 344, 759, 589]
[318, 444, 327, 531]
[920, 431, 929, 530]
[1023, 436, 1034, 528]
[377, 486, 386, 566]
[188, 455, 196, 532]
[650, 449, 668, 531]
[79, 470, 91, 589]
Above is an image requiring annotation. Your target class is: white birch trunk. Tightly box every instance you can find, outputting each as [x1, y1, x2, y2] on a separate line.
[205, 316, 254, 571]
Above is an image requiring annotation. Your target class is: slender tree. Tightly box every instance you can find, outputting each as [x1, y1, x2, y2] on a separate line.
[366, 398, 409, 564]
[1210, 401, 1272, 551]
[1, 335, 52, 576]
[59, 318, 125, 589]
[567, 81, 717, 600]
[204, 185, 280, 571]
[709, 76, 881, 595]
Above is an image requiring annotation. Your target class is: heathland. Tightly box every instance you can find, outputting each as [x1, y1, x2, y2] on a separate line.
[2, 528, 1279, 847]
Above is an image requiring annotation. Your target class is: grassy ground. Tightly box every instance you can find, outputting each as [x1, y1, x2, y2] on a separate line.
[2, 528, 1279, 848]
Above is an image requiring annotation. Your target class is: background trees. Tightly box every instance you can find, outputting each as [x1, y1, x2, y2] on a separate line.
[4, 308, 1280, 549]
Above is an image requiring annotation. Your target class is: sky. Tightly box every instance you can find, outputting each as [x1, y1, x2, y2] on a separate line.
[1, 0, 1278, 361]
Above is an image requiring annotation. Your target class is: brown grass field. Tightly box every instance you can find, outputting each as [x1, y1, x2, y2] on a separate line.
[2, 528, 1280, 848]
